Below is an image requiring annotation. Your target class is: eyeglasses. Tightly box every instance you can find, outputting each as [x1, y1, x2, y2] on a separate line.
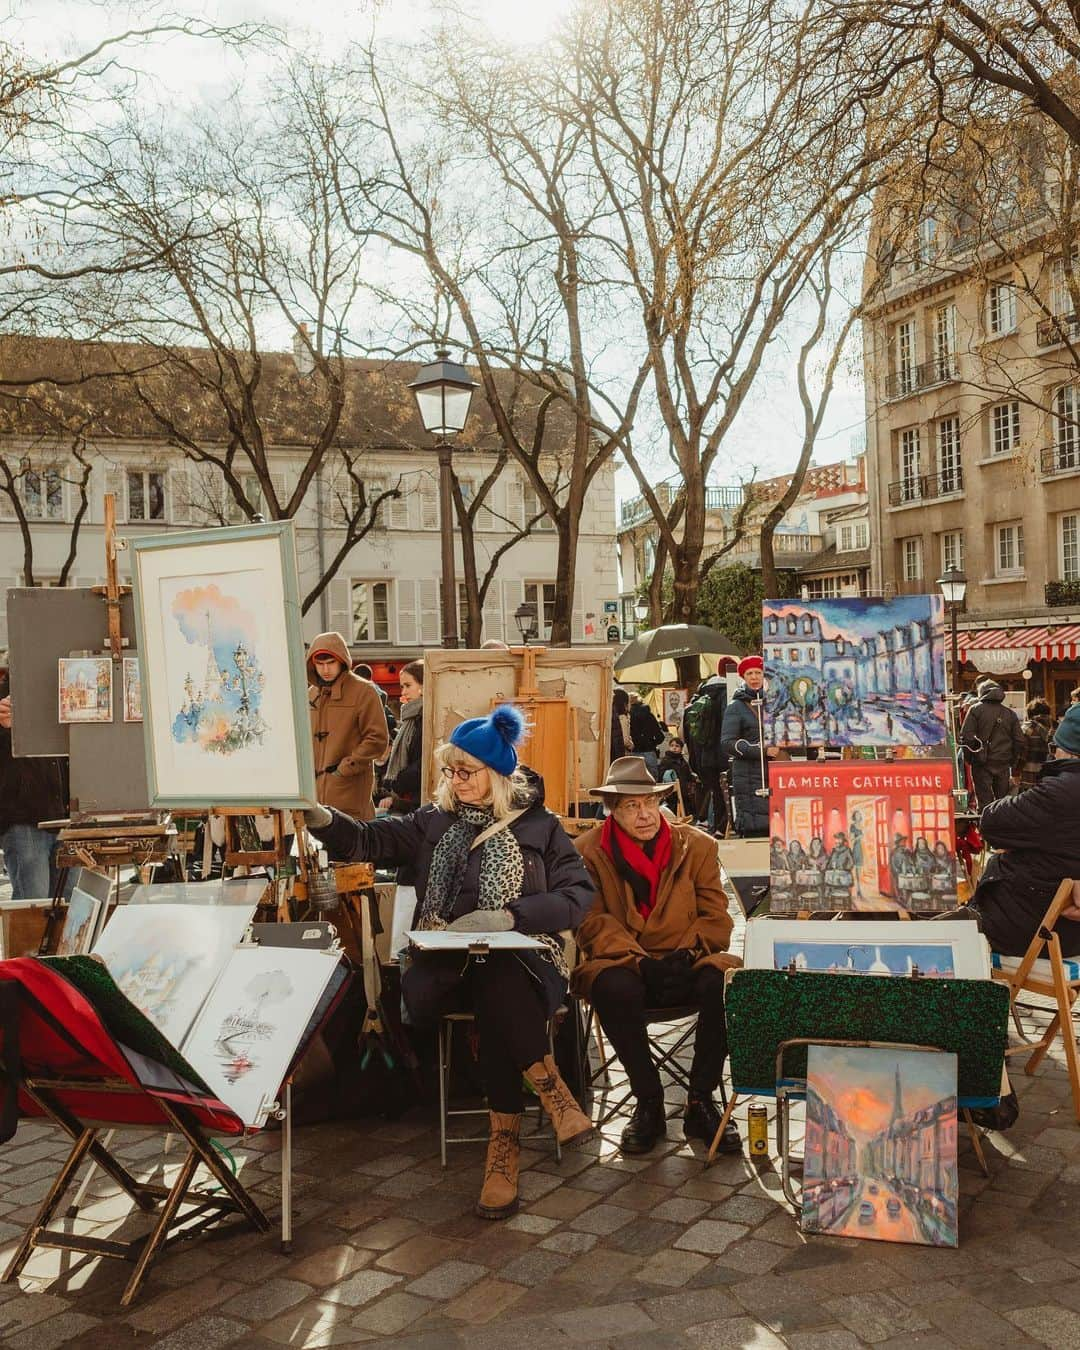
[440, 765, 486, 782]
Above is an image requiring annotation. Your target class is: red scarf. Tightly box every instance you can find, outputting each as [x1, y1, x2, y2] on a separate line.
[600, 815, 672, 919]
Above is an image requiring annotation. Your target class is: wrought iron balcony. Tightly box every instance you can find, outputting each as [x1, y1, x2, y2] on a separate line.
[1046, 579, 1080, 607]
[887, 468, 964, 506]
[1040, 443, 1080, 477]
[1037, 313, 1080, 348]
[885, 356, 959, 400]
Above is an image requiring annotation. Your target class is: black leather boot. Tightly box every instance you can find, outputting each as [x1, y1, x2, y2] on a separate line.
[620, 1095, 667, 1154]
[684, 1092, 741, 1153]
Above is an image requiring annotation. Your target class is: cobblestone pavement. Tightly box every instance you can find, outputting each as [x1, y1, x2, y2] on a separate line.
[2, 989, 1080, 1350]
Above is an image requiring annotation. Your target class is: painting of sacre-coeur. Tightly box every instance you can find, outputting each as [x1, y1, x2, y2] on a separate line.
[129, 522, 316, 807]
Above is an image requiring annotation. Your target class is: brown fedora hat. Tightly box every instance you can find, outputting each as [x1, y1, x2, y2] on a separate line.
[590, 756, 668, 799]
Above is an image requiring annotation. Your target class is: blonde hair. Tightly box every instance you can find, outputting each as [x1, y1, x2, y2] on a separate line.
[432, 741, 532, 819]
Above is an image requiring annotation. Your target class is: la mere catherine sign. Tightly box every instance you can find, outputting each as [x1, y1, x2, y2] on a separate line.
[768, 759, 957, 915]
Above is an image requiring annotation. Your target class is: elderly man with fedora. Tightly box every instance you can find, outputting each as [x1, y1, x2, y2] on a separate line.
[573, 757, 742, 1155]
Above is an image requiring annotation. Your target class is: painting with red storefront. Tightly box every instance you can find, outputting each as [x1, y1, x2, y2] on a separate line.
[768, 760, 958, 914]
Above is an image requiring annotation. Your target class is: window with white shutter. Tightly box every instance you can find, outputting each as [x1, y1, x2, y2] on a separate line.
[502, 578, 524, 637]
[167, 466, 193, 525]
[506, 474, 525, 530]
[572, 581, 585, 642]
[327, 577, 351, 638]
[419, 475, 439, 530]
[397, 580, 418, 644]
[482, 582, 502, 643]
[127, 469, 166, 522]
[523, 480, 555, 531]
[418, 578, 441, 644]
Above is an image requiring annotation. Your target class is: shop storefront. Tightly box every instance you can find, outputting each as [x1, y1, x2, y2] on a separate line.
[956, 624, 1080, 715]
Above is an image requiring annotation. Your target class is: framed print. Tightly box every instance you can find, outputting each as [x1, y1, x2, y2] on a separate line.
[58, 656, 113, 724]
[56, 867, 112, 956]
[768, 759, 958, 913]
[129, 521, 316, 807]
[123, 656, 143, 722]
[743, 918, 991, 981]
[762, 597, 946, 748]
[803, 1045, 958, 1248]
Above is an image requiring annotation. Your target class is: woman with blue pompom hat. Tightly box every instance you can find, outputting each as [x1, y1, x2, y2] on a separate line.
[304, 703, 595, 1219]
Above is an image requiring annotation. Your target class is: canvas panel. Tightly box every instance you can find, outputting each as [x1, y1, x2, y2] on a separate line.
[181, 945, 342, 1127]
[91, 902, 256, 1047]
[768, 759, 958, 913]
[58, 657, 113, 725]
[802, 1044, 958, 1248]
[762, 597, 947, 748]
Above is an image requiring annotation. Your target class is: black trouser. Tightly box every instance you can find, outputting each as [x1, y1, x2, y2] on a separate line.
[404, 951, 549, 1114]
[694, 772, 728, 835]
[589, 964, 728, 1101]
[971, 764, 1011, 813]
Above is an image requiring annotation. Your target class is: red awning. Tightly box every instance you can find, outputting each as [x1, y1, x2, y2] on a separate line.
[957, 624, 1080, 661]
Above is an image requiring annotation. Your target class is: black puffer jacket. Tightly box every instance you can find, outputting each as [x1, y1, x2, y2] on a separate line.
[720, 686, 768, 836]
[312, 790, 594, 1018]
[974, 757, 1080, 956]
[960, 682, 1024, 773]
[0, 678, 68, 833]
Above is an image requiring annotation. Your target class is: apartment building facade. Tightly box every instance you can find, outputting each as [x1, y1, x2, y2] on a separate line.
[0, 339, 619, 665]
[863, 202, 1080, 711]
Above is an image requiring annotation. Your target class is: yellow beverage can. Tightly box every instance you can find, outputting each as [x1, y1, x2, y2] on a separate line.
[747, 1105, 769, 1155]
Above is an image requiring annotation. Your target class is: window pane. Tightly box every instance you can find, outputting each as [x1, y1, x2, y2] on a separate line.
[373, 582, 389, 641]
[24, 470, 41, 518]
[45, 468, 63, 519]
[127, 470, 144, 521]
[352, 582, 369, 642]
[148, 472, 165, 521]
[1064, 515, 1079, 581]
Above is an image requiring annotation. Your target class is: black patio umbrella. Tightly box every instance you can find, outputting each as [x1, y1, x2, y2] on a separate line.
[614, 623, 740, 685]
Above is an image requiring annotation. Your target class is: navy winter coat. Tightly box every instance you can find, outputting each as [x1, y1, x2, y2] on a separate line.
[312, 794, 595, 1019]
[974, 757, 1080, 956]
[720, 686, 768, 836]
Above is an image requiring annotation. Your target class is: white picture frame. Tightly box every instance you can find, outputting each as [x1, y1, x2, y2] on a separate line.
[56, 868, 112, 956]
[743, 918, 991, 981]
[129, 521, 316, 808]
[123, 656, 143, 723]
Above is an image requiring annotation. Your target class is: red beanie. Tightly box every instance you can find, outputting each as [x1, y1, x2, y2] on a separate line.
[737, 655, 763, 678]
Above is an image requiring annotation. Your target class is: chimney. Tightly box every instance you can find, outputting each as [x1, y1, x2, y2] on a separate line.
[292, 322, 315, 377]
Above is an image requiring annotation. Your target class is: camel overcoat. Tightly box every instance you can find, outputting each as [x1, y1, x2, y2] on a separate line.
[572, 820, 740, 998]
[306, 632, 389, 821]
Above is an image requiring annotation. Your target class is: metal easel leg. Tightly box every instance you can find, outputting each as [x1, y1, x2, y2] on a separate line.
[281, 1083, 293, 1254]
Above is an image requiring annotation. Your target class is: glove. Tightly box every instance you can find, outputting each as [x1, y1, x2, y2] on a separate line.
[656, 949, 696, 1003]
[446, 908, 515, 933]
[302, 804, 333, 829]
[638, 956, 669, 1003]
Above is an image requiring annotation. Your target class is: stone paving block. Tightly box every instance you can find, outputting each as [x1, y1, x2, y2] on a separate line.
[377, 1235, 465, 1276]
[221, 1278, 312, 1322]
[1005, 1303, 1080, 1346]
[685, 1315, 785, 1348]
[517, 1171, 566, 1201]
[0, 1292, 74, 1334]
[372, 1171, 441, 1200]
[539, 1231, 599, 1255]
[352, 1152, 420, 1178]
[259, 1297, 367, 1347]
[5, 1311, 100, 1350]
[631, 1247, 710, 1288]
[504, 1212, 559, 1235]
[149, 1315, 252, 1350]
[784, 1332, 867, 1350]
[608, 1218, 683, 1256]
[550, 1300, 658, 1342]
[730, 1275, 836, 1333]
[349, 1290, 433, 1335]
[642, 1286, 741, 1329]
[322, 1268, 403, 1307]
[715, 1237, 787, 1276]
[825, 1291, 932, 1345]
[527, 1187, 602, 1220]
[650, 1197, 711, 1225]
[674, 1219, 749, 1255]
[555, 1247, 644, 1290]
[708, 1194, 777, 1226]
[1016, 1257, 1080, 1284]
[125, 1274, 244, 1332]
[285, 1244, 372, 1288]
[351, 1216, 423, 1250]
[568, 1166, 629, 1195]
[405, 1259, 487, 1300]
[923, 1296, 1034, 1346]
[440, 1277, 528, 1325]
[496, 1248, 573, 1287]
[607, 1181, 674, 1212]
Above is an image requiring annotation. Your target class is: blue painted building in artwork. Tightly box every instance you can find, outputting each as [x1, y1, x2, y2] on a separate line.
[764, 608, 939, 703]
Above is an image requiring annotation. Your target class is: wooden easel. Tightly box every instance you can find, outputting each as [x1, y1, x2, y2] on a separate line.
[208, 807, 317, 922]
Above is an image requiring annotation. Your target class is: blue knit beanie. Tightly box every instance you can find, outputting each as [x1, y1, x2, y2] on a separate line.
[1054, 704, 1080, 755]
[449, 704, 527, 777]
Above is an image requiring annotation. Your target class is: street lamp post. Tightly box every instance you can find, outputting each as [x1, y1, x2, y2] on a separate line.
[634, 598, 650, 635]
[408, 350, 478, 648]
[514, 602, 539, 646]
[936, 567, 968, 698]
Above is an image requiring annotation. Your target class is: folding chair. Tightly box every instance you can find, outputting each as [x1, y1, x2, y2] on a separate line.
[991, 878, 1080, 1123]
[585, 1003, 728, 1126]
[437, 1009, 563, 1166]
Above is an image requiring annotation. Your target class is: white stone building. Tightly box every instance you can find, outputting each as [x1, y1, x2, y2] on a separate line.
[0, 339, 619, 660]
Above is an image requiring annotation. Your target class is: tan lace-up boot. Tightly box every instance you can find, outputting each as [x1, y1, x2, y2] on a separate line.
[524, 1054, 594, 1146]
[476, 1111, 522, 1219]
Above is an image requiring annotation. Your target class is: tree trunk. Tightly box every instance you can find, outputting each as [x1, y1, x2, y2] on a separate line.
[551, 509, 579, 646]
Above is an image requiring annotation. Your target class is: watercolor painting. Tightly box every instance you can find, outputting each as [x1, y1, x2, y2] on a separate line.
[183, 946, 340, 1126]
[123, 657, 143, 722]
[58, 657, 113, 724]
[803, 1045, 958, 1247]
[743, 919, 991, 980]
[774, 941, 956, 977]
[55, 888, 102, 957]
[768, 761, 957, 913]
[163, 576, 268, 755]
[91, 902, 256, 1047]
[762, 597, 946, 748]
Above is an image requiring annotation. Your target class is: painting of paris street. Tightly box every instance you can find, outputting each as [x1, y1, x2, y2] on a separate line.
[802, 1046, 958, 1248]
[762, 597, 947, 747]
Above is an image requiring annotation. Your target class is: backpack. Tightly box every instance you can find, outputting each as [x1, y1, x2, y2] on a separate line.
[684, 689, 718, 749]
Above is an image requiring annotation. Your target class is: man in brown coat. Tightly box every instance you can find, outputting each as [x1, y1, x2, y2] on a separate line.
[307, 633, 389, 822]
[574, 757, 741, 1155]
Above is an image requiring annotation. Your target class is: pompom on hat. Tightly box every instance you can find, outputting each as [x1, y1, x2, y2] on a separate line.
[449, 703, 527, 777]
[737, 655, 763, 678]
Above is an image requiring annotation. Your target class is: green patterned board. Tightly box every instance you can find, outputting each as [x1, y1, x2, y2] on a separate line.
[726, 970, 1008, 1102]
[40, 956, 211, 1094]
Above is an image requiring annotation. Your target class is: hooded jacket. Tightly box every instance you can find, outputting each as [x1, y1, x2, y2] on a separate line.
[974, 756, 1080, 956]
[572, 820, 739, 997]
[306, 632, 389, 821]
[0, 678, 68, 832]
[960, 681, 1024, 773]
